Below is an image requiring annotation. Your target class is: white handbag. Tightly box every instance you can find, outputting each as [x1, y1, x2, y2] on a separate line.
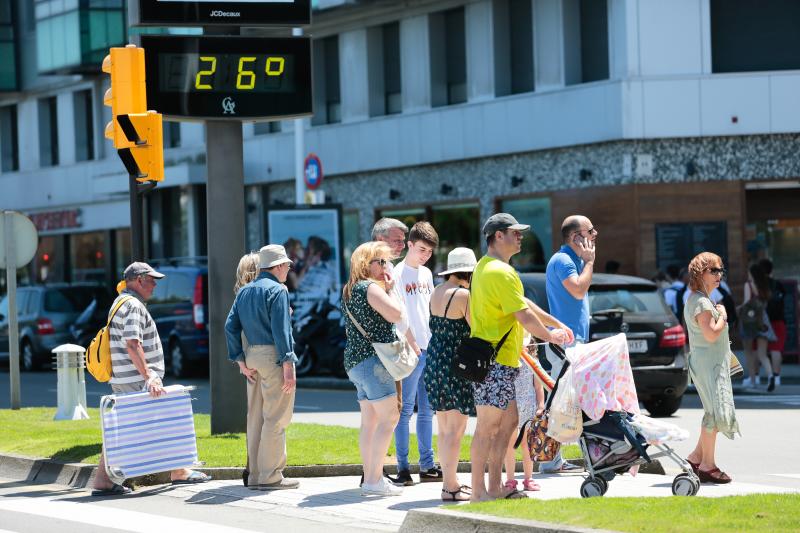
[343, 302, 418, 381]
[546, 365, 583, 444]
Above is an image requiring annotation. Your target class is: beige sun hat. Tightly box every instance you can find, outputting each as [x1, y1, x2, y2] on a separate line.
[259, 244, 293, 269]
[438, 247, 478, 276]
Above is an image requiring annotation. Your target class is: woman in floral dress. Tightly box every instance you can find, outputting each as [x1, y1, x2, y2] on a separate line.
[424, 248, 477, 501]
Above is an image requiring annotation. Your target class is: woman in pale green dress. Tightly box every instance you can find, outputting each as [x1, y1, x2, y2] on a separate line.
[683, 252, 740, 484]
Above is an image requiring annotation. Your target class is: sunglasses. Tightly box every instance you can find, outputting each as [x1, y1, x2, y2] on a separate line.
[370, 258, 388, 267]
[707, 267, 726, 276]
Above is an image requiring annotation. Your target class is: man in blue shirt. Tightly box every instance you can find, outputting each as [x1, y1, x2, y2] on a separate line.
[542, 215, 598, 473]
[225, 244, 298, 490]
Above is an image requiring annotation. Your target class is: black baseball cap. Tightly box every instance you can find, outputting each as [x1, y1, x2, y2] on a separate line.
[482, 213, 530, 236]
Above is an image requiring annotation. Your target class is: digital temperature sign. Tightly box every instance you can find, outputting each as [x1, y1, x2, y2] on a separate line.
[141, 35, 312, 120]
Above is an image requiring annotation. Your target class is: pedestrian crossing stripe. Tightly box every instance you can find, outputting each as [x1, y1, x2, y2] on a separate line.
[0, 497, 255, 533]
[736, 395, 800, 405]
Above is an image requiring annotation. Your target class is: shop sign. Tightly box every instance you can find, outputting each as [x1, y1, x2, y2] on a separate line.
[29, 209, 83, 232]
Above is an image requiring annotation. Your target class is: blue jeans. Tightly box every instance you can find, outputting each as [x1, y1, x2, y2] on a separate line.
[394, 350, 434, 471]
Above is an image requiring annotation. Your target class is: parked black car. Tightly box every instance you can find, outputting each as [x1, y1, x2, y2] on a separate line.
[0, 284, 111, 371]
[146, 263, 209, 378]
[520, 273, 689, 417]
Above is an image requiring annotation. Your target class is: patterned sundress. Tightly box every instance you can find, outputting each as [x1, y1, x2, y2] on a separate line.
[424, 288, 476, 416]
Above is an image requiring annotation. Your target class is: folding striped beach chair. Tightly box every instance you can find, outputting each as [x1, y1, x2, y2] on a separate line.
[100, 385, 200, 484]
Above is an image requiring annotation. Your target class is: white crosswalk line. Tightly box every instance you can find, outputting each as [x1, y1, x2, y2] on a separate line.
[0, 498, 255, 533]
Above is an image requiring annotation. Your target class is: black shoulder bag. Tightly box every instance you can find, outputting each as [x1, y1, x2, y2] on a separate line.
[451, 281, 513, 383]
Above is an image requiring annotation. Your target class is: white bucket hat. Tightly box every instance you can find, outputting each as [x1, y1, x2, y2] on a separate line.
[259, 244, 293, 269]
[438, 247, 478, 276]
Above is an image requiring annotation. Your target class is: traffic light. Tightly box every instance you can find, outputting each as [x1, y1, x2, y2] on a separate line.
[117, 111, 164, 182]
[102, 45, 147, 149]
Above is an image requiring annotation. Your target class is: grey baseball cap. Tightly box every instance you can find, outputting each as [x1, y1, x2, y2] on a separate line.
[123, 262, 165, 280]
[482, 213, 530, 236]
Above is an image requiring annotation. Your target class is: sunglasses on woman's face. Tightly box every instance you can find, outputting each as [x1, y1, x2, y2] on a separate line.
[370, 258, 388, 267]
[707, 267, 726, 276]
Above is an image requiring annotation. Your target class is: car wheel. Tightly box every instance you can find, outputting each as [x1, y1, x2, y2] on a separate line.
[644, 395, 683, 417]
[170, 341, 188, 379]
[294, 345, 314, 377]
[21, 341, 37, 372]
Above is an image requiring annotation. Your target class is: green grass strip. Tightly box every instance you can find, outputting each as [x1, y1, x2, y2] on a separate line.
[0, 407, 579, 467]
[456, 494, 800, 533]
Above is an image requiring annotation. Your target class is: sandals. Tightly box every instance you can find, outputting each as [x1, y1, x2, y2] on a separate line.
[441, 487, 471, 502]
[522, 479, 541, 491]
[171, 471, 212, 485]
[698, 467, 732, 484]
[91, 484, 131, 497]
[686, 459, 700, 475]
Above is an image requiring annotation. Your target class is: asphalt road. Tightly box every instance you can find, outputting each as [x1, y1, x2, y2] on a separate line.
[2, 369, 799, 491]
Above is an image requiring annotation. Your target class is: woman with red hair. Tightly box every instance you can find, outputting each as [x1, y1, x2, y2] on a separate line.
[683, 252, 740, 484]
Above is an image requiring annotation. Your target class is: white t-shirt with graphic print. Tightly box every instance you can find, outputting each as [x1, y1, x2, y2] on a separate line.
[395, 261, 434, 350]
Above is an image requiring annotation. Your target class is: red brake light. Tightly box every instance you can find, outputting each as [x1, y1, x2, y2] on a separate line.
[660, 325, 686, 348]
[193, 275, 205, 329]
[37, 318, 55, 335]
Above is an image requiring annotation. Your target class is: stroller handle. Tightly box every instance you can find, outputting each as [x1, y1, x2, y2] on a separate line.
[548, 342, 567, 361]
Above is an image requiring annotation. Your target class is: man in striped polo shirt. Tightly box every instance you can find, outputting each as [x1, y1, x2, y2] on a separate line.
[91, 262, 210, 496]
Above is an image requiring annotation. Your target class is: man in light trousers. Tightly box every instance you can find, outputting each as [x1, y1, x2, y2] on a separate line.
[225, 245, 298, 490]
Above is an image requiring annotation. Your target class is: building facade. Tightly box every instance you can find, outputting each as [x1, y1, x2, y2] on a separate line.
[2, 0, 800, 298]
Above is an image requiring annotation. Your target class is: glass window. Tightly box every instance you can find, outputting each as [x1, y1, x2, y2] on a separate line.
[44, 287, 97, 313]
[114, 228, 131, 280]
[588, 288, 668, 315]
[509, 0, 534, 94]
[501, 197, 553, 272]
[254, 121, 281, 135]
[73, 89, 94, 161]
[163, 121, 181, 148]
[579, 0, 609, 83]
[70, 231, 106, 283]
[323, 36, 341, 124]
[711, 0, 800, 73]
[166, 272, 194, 303]
[37, 96, 58, 167]
[430, 203, 480, 276]
[35, 235, 66, 284]
[0, 0, 17, 91]
[0, 291, 28, 318]
[342, 211, 360, 277]
[0, 105, 19, 172]
[444, 8, 466, 105]
[383, 22, 402, 115]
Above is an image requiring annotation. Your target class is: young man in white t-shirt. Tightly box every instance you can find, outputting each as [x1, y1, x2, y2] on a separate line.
[393, 222, 440, 485]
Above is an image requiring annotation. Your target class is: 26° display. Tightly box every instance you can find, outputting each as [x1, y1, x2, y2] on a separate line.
[160, 53, 296, 93]
[142, 35, 312, 120]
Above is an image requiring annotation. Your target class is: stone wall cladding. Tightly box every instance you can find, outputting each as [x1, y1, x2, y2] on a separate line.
[269, 134, 800, 241]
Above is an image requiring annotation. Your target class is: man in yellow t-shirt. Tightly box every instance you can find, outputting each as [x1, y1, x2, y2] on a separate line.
[469, 213, 572, 502]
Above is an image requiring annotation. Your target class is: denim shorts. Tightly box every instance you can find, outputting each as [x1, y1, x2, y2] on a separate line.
[347, 355, 397, 402]
[473, 360, 519, 410]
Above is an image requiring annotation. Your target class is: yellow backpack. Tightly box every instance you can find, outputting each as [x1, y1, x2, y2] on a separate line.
[86, 296, 133, 382]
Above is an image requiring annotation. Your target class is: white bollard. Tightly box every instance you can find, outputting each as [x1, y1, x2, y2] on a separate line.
[52, 344, 90, 421]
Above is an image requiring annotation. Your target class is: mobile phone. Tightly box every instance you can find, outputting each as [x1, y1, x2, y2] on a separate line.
[573, 234, 586, 246]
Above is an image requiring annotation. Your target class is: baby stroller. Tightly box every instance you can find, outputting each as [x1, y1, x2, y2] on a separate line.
[546, 341, 700, 498]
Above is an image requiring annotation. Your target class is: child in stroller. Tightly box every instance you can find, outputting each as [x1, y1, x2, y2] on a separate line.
[547, 339, 701, 498]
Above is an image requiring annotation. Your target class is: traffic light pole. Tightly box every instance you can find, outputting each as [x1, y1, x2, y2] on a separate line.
[126, 171, 157, 262]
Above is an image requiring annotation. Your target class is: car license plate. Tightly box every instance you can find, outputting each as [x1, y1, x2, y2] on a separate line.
[628, 340, 648, 353]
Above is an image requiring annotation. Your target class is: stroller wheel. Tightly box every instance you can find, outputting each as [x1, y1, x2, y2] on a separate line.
[672, 473, 699, 496]
[580, 478, 605, 498]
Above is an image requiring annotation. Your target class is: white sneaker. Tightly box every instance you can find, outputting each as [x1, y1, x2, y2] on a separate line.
[754, 376, 762, 386]
[741, 377, 753, 388]
[361, 478, 403, 497]
[775, 376, 781, 386]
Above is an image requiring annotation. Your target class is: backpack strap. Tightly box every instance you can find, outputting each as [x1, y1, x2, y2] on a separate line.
[341, 298, 373, 342]
[107, 296, 134, 327]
